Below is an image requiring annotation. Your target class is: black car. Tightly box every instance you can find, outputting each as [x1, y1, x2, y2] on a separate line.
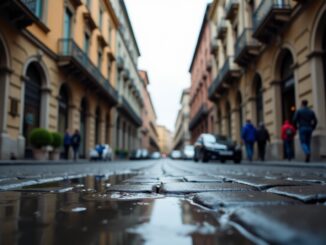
[194, 134, 242, 163]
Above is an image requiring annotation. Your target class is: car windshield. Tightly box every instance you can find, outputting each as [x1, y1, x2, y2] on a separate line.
[203, 134, 216, 144]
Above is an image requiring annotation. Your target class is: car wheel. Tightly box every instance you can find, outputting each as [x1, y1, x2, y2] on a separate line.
[234, 159, 241, 164]
[201, 151, 209, 163]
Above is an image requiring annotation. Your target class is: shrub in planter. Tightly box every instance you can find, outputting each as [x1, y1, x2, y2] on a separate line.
[29, 128, 52, 160]
[49, 132, 63, 160]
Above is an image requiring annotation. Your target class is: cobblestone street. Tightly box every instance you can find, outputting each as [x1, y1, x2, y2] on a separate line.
[1, 159, 326, 244]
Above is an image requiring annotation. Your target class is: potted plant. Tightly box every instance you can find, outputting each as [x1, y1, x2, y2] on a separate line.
[29, 128, 52, 160]
[49, 132, 63, 160]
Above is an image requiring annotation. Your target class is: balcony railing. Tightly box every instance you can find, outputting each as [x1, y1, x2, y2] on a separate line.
[234, 28, 261, 67]
[189, 103, 208, 130]
[217, 20, 227, 39]
[58, 39, 118, 104]
[253, 0, 292, 43]
[121, 97, 142, 126]
[0, 0, 44, 29]
[225, 0, 239, 21]
[208, 56, 241, 101]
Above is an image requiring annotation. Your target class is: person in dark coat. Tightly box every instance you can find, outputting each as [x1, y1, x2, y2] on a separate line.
[241, 119, 257, 161]
[71, 129, 81, 161]
[63, 129, 71, 160]
[256, 122, 270, 161]
[281, 120, 296, 161]
[293, 100, 318, 162]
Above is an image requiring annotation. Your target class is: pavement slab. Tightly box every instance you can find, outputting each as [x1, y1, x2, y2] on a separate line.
[230, 205, 326, 245]
[161, 182, 256, 194]
[221, 176, 308, 190]
[0, 179, 38, 190]
[183, 175, 224, 183]
[106, 184, 157, 193]
[193, 191, 300, 209]
[123, 177, 160, 184]
[267, 185, 326, 202]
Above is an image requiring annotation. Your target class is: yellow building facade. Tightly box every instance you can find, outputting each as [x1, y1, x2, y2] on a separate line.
[0, 0, 121, 159]
[208, 0, 326, 161]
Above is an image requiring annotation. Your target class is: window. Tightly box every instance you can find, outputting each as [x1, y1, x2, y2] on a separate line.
[99, 9, 103, 30]
[86, 0, 91, 9]
[22, 0, 43, 19]
[64, 8, 72, 39]
[84, 33, 90, 55]
[98, 49, 102, 70]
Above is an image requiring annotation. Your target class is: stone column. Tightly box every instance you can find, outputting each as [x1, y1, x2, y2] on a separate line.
[268, 80, 283, 160]
[0, 67, 12, 159]
[308, 51, 326, 159]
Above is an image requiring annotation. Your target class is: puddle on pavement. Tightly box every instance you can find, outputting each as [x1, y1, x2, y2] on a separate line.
[0, 174, 254, 245]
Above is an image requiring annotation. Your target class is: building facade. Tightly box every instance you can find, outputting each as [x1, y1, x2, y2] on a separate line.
[110, 0, 143, 155]
[0, 0, 120, 159]
[189, 5, 215, 144]
[139, 70, 160, 152]
[208, 0, 326, 161]
[173, 89, 191, 150]
[157, 125, 172, 155]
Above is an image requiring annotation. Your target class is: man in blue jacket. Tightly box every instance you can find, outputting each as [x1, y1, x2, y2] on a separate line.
[293, 100, 318, 162]
[241, 119, 257, 161]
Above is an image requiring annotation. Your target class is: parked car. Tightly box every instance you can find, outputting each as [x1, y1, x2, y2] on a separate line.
[170, 150, 182, 160]
[182, 145, 195, 160]
[194, 134, 242, 163]
[89, 144, 112, 161]
[130, 149, 150, 160]
[150, 151, 161, 159]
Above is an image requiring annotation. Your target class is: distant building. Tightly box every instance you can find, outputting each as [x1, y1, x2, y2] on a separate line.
[189, 4, 215, 144]
[173, 89, 191, 150]
[139, 70, 160, 152]
[208, 0, 326, 160]
[157, 125, 173, 155]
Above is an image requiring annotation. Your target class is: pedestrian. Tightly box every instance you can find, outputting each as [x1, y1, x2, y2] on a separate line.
[281, 120, 296, 161]
[71, 129, 81, 161]
[256, 122, 270, 161]
[241, 119, 257, 161]
[293, 100, 318, 162]
[63, 129, 71, 160]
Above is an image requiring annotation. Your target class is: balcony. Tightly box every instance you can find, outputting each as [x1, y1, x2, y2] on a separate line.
[234, 28, 261, 67]
[119, 97, 142, 127]
[189, 103, 209, 131]
[116, 56, 124, 71]
[0, 0, 45, 29]
[122, 68, 130, 81]
[208, 56, 241, 101]
[210, 40, 218, 55]
[225, 0, 239, 21]
[253, 0, 292, 43]
[217, 20, 227, 39]
[57, 39, 118, 105]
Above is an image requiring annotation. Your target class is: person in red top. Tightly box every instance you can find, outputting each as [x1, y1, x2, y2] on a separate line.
[281, 120, 296, 161]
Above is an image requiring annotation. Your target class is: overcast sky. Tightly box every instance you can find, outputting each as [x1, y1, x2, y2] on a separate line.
[125, 0, 212, 132]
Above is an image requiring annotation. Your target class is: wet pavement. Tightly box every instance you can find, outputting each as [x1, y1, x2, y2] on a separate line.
[0, 159, 326, 244]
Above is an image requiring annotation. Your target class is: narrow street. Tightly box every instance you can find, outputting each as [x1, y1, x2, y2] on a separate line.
[1, 160, 326, 244]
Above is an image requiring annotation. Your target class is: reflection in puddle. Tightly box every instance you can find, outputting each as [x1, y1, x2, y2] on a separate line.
[0, 174, 253, 245]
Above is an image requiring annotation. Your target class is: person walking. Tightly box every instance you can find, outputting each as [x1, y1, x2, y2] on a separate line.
[63, 129, 71, 160]
[241, 119, 257, 162]
[293, 100, 318, 162]
[71, 129, 81, 161]
[281, 120, 296, 161]
[256, 122, 270, 161]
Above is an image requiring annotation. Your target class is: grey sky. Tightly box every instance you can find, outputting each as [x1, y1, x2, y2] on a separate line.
[125, 0, 212, 132]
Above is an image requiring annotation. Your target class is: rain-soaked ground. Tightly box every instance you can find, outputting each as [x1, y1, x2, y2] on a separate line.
[1, 159, 326, 244]
[0, 173, 254, 245]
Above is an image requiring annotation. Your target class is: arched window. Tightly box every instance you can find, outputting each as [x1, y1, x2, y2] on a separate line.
[23, 63, 42, 157]
[95, 106, 100, 144]
[58, 85, 69, 134]
[116, 116, 120, 149]
[105, 113, 110, 144]
[280, 50, 295, 122]
[226, 101, 232, 138]
[323, 29, 326, 110]
[254, 75, 264, 125]
[217, 108, 222, 134]
[80, 98, 88, 158]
